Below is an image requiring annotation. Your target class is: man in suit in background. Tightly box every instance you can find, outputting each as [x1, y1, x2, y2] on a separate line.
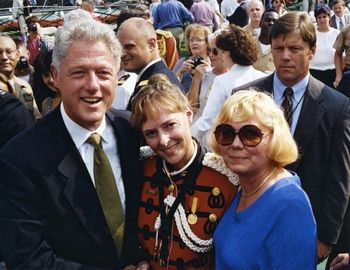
[117, 17, 183, 111]
[233, 11, 350, 268]
[0, 18, 148, 269]
[330, 0, 350, 30]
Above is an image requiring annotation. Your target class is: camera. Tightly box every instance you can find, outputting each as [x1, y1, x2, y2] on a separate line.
[28, 23, 38, 32]
[192, 56, 204, 69]
[16, 56, 29, 70]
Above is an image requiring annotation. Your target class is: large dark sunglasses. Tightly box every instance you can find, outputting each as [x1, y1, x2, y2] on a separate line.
[207, 47, 218, 56]
[214, 124, 267, 147]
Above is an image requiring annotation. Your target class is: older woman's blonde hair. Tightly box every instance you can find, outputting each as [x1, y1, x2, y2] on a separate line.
[208, 89, 298, 167]
[131, 77, 191, 132]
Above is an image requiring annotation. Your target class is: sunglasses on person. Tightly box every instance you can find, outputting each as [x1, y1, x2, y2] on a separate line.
[207, 47, 218, 56]
[214, 124, 268, 147]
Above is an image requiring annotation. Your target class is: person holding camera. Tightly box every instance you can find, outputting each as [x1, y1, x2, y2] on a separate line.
[0, 34, 39, 121]
[187, 31, 228, 127]
[173, 24, 211, 93]
[25, 16, 49, 66]
[191, 24, 266, 146]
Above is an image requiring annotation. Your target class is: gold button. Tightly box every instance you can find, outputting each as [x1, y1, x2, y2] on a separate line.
[212, 187, 221, 196]
[209, 213, 217, 223]
[168, 183, 175, 192]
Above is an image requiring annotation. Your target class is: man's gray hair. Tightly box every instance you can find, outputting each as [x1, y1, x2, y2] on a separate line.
[52, 19, 121, 71]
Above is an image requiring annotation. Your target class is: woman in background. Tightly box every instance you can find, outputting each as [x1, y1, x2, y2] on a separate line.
[32, 49, 60, 116]
[173, 24, 211, 93]
[310, 4, 340, 88]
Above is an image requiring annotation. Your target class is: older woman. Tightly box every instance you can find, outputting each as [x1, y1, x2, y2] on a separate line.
[310, 4, 340, 88]
[209, 90, 317, 269]
[191, 24, 266, 147]
[173, 24, 211, 93]
[131, 79, 238, 269]
[187, 31, 229, 124]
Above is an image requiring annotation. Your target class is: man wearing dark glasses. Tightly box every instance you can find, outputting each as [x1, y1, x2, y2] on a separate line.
[233, 11, 350, 269]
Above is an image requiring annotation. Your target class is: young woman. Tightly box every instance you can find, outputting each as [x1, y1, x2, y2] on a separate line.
[131, 79, 238, 269]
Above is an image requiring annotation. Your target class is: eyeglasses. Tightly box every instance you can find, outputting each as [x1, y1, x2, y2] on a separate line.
[214, 124, 268, 147]
[0, 49, 17, 58]
[189, 37, 206, 43]
[207, 47, 218, 55]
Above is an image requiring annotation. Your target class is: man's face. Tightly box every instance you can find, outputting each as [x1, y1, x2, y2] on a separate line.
[271, 30, 315, 86]
[247, 3, 264, 24]
[0, 36, 19, 78]
[260, 11, 279, 34]
[333, 3, 345, 17]
[117, 26, 154, 73]
[52, 40, 118, 131]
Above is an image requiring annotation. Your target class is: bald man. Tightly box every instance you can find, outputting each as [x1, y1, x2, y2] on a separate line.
[117, 17, 183, 111]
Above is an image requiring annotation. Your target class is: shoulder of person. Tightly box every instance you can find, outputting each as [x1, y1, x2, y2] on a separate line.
[107, 107, 131, 122]
[14, 76, 33, 91]
[202, 152, 239, 185]
[140, 145, 156, 160]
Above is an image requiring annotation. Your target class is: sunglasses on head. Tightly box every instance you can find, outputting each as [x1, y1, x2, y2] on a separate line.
[214, 124, 268, 147]
[207, 47, 218, 56]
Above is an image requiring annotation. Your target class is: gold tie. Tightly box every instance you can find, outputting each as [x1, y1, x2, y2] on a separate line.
[87, 133, 124, 256]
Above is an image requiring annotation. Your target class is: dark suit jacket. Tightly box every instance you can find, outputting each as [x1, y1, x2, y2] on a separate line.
[330, 14, 350, 29]
[0, 107, 143, 269]
[0, 90, 34, 149]
[233, 74, 350, 257]
[227, 1, 248, 27]
[126, 60, 183, 111]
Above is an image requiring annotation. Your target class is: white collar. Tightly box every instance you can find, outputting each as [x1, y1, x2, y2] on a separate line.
[136, 58, 162, 82]
[60, 102, 108, 149]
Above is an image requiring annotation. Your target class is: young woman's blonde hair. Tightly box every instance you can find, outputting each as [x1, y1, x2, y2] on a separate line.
[208, 89, 298, 167]
[131, 76, 190, 132]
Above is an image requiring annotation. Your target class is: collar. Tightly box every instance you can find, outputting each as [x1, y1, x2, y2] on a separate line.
[337, 15, 345, 22]
[136, 58, 162, 82]
[273, 73, 309, 102]
[60, 102, 108, 149]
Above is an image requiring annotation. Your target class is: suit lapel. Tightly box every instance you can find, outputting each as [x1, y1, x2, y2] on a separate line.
[292, 77, 325, 169]
[49, 108, 115, 250]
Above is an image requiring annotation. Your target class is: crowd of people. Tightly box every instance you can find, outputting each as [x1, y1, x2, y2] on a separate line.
[0, 0, 350, 269]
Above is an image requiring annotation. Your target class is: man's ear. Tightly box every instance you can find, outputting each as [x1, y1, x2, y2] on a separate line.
[148, 37, 157, 52]
[309, 45, 316, 60]
[51, 64, 59, 89]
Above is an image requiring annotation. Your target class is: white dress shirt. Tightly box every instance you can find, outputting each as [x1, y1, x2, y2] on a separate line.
[272, 73, 309, 135]
[60, 103, 126, 213]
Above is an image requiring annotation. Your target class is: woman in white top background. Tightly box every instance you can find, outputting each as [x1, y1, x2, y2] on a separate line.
[309, 4, 340, 88]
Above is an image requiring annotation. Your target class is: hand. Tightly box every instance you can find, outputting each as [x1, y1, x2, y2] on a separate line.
[192, 63, 207, 80]
[136, 261, 150, 270]
[330, 253, 350, 270]
[334, 75, 343, 88]
[180, 59, 195, 74]
[317, 240, 333, 264]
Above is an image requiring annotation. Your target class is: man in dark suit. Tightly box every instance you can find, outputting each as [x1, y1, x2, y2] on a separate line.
[0, 89, 34, 149]
[330, 0, 350, 30]
[0, 19, 148, 269]
[233, 11, 350, 268]
[227, 0, 248, 27]
[117, 17, 183, 111]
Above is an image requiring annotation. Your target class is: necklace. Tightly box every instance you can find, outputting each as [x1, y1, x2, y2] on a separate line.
[162, 140, 198, 177]
[241, 167, 277, 198]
